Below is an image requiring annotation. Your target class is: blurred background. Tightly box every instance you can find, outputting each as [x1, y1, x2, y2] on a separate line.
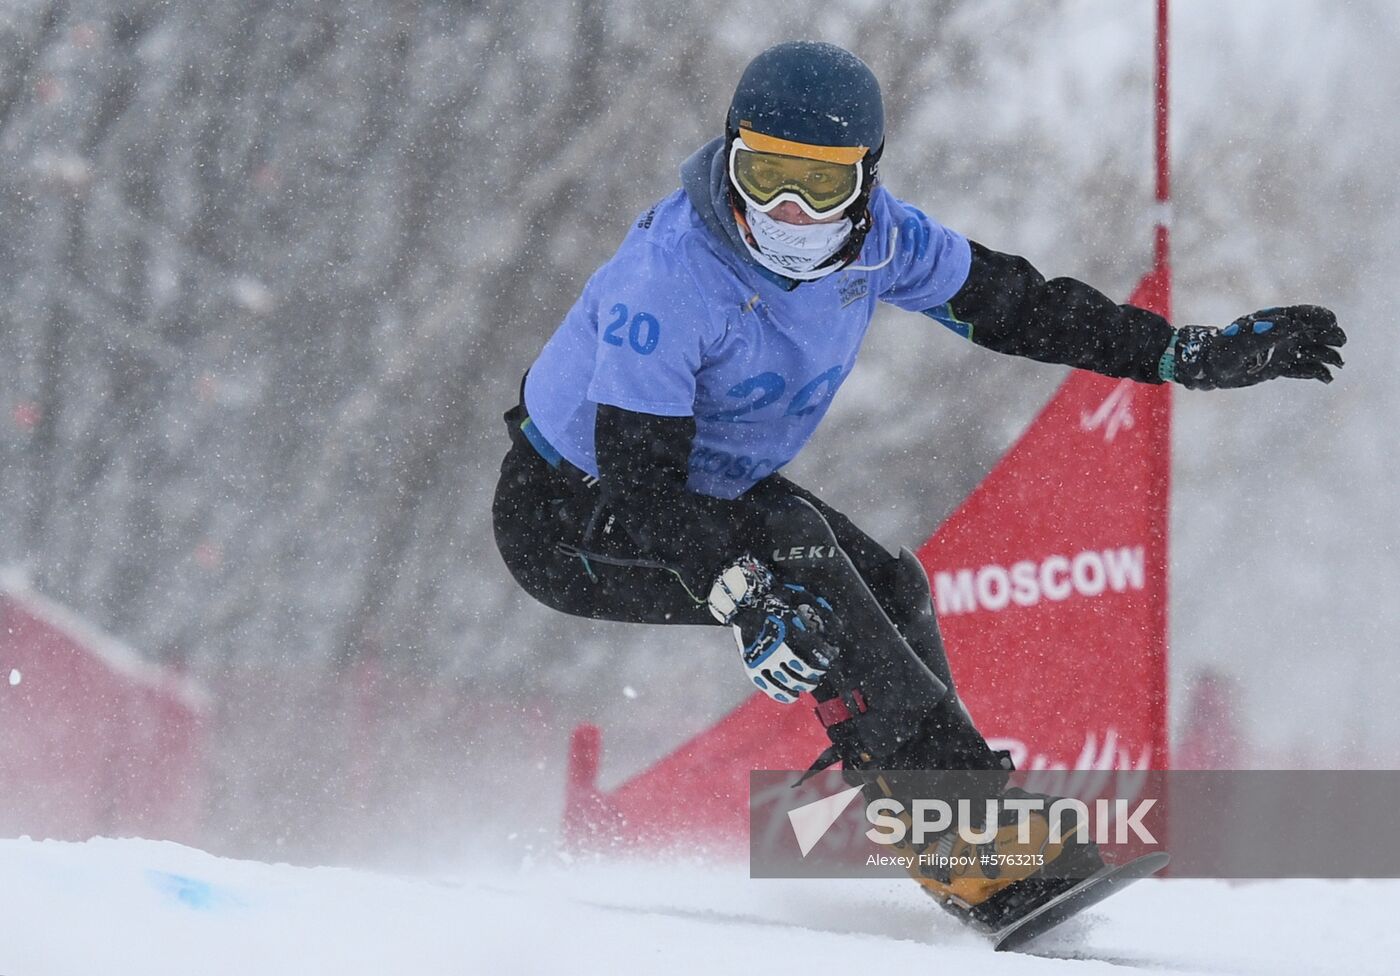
[0, 0, 1396, 866]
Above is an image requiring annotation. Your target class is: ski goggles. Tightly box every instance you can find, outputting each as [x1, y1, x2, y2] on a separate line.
[728, 128, 866, 219]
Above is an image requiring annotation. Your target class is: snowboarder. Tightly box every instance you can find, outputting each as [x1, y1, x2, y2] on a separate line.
[491, 41, 1345, 932]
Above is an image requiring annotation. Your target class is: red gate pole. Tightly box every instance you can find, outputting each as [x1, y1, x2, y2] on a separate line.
[1153, 0, 1174, 774]
[1154, 0, 1172, 282]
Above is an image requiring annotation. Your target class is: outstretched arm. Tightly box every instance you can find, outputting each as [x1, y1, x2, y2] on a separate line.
[924, 241, 1346, 388]
[926, 241, 1173, 382]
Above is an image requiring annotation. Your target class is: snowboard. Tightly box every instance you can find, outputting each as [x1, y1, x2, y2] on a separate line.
[992, 852, 1170, 952]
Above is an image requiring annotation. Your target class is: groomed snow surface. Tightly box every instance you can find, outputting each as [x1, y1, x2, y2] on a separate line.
[0, 837, 1392, 975]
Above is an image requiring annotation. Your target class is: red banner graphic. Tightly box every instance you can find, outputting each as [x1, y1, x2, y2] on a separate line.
[920, 369, 1169, 773]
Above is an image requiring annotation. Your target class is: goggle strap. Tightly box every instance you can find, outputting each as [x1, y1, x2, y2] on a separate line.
[737, 127, 867, 165]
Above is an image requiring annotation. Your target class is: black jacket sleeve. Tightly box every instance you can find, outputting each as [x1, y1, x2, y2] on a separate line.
[940, 241, 1175, 384]
[593, 404, 741, 592]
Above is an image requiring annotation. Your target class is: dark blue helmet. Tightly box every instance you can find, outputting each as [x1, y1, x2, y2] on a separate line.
[724, 42, 885, 266]
[726, 41, 884, 157]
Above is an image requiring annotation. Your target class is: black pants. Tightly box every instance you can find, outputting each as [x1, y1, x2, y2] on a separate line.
[491, 411, 904, 629]
[491, 407, 990, 767]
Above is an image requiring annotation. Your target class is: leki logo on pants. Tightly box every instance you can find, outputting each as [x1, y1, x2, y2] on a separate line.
[771, 544, 838, 563]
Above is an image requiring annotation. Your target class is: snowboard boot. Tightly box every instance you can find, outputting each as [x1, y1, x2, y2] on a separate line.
[887, 782, 1105, 931]
[823, 696, 1106, 931]
[810, 553, 1104, 932]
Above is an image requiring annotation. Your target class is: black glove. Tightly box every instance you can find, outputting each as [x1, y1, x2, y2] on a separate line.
[1163, 305, 1346, 390]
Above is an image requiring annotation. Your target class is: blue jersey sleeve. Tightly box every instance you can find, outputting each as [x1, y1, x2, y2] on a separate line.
[584, 239, 718, 417]
[873, 190, 973, 319]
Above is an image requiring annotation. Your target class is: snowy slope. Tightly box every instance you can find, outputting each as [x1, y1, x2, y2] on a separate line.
[0, 838, 1392, 975]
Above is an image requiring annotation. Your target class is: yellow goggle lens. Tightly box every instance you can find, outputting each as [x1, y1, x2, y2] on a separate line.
[731, 147, 859, 213]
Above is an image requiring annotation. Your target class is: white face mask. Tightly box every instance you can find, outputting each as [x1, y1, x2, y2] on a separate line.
[740, 207, 852, 281]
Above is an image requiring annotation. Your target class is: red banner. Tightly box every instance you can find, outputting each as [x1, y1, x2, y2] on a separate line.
[919, 375, 1169, 773]
[0, 573, 210, 841]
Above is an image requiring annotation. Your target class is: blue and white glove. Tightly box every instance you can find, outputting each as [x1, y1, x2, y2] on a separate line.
[708, 556, 840, 704]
